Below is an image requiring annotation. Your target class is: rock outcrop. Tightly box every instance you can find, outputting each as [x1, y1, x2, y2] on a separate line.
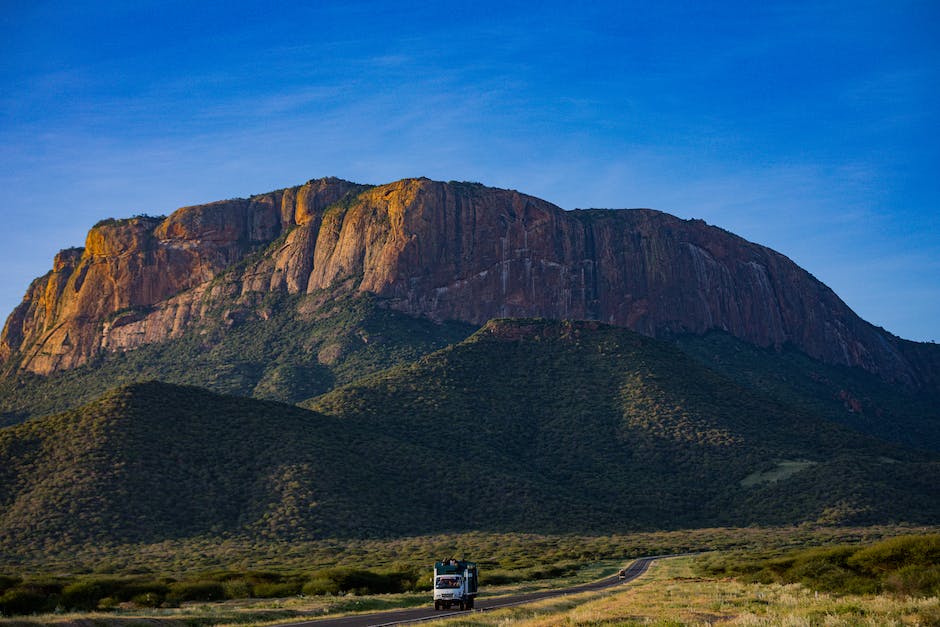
[1, 177, 933, 387]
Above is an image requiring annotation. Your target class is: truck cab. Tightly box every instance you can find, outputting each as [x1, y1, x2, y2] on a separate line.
[433, 558, 478, 610]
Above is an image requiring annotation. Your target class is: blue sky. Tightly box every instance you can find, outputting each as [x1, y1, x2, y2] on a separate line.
[1, 1, 938, 341]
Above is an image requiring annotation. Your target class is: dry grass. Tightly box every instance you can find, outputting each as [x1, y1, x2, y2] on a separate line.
[3, 557, 938, 626]
[433, 558, 940, 626]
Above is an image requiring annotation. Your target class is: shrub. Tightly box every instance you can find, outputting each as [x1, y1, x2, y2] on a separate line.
[166, 580, 225, 604]
[121, 580, 169, 602]
[0, 587, 55, 615]
[131, 591, 163, 607]
[61, 580, 104, 611]
[302, 568, 406, 596]
[0, 575, 21, 595]
[480, 570, 516, 585]
[302, 577, 339, 596]
[252, 582, 300, 598]
[98, 596, 120, 610]
[884, 565, 940, 597]
[694, 534, 940, 597]
[848, 534, 940, 575]
[222, 578, 253, 599]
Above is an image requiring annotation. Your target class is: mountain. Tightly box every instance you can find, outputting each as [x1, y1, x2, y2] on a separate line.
[306, 319, 940, 528]
[0, 293, 476, 424]
[1, 321, 937, 558]
[676, 331, 940, 452]
[3, 177, 937, 389]
[2, 176, 938, 559]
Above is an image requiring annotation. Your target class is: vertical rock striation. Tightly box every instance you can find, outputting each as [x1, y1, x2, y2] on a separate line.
[0, 177, 931, 387]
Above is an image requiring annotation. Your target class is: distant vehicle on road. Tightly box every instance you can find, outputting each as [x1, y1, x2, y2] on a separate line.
[618, 568, 627, 580]
[433, 558, 478, 610]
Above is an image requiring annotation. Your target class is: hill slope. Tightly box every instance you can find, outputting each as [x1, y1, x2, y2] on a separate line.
[306, 319, 939, 529]
[3, 321, 938, 559]
[0, 293, 475, 425]
[676, 331, 940, 452]
[0, 380, 486, 553]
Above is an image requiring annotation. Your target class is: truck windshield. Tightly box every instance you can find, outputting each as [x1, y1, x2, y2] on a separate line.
[435, 576, 462, 588]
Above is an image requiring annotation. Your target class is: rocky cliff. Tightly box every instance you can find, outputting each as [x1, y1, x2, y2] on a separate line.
[0, 177, 932, 386]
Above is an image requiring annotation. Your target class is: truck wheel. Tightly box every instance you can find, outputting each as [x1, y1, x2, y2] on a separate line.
[468, 598, 474, 609]
[434, 601, 440, 610]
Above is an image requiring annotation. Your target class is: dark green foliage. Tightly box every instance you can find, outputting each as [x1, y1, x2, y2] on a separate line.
[0, 578, 63, 615]
[130, 591, 163, 607]
[848, 534, 940, 574]
[697, 534, 940, 596]
[0, 586, 55, 615]
[0, 574, 172, 615]
[303, 568, 418, 596]
[1, 320, 939, 565]
[0, 567, 426, 615]
[0, 575, 20, 594]
[61, 579, 110, 611]
[0, 380, 408, 549]
[306, 319, 940, 531]
[251, 581, 301, 598]
[166, 580, 226, 604]
[884, 565, 940, 596]
[0, 527, 933, 616]
[675, 331, 940, 452]
[93, 214, 165, 228]
[0, 293, 476, 422]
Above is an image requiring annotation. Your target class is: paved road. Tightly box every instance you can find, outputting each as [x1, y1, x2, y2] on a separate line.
[278, 556, 658, 627]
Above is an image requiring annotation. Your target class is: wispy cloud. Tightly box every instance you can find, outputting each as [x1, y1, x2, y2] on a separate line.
[0, 1, 937, 341]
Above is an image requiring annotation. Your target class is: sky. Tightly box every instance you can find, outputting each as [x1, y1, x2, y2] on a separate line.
[1, 1, 938, 341]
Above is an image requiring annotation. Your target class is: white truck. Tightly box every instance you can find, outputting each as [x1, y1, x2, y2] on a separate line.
[433, 558, 478, 610]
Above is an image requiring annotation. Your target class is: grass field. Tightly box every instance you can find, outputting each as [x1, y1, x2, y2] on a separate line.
[0, 560, 623, 626]
[2, 529, 937, 626]
[433, 557, 940, 626]
[3, 555, 938, 626]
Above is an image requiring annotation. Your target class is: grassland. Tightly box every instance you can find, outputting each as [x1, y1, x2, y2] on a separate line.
[432, 557, 940, 626]
[2, 528, 938, 624]
[3, 550, 937, 626]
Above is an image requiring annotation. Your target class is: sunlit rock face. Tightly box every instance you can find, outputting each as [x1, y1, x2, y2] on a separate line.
[0, 177, 924, 386]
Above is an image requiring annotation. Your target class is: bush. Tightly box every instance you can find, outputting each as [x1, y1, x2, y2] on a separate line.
[848, 535, 940, 575]
[302, 568, 407, 596]
[61, 580, 104, 611]
[480, 570, 516, 585]
[884, 565, 940, 597]
[222, 578, 253, 599]
[252, 582, 301, 598]
[121, 580, 169, 603]
[694, 534, 940, 597]
[98, 596, 120, 610]
[302, 577, 339, 596]
[166, 580, 225, 604]
[0, 587, 55, 615]
[59, 576, 163, 610]
[0, 575, 21, 595]
[131, 591, 163, 607]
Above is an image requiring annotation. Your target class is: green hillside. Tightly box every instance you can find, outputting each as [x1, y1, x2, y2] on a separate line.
[1, 320, 937, 563]
[676, 331, 940, 452]
[0, 380, 491, 555]
[0, 293, 476, 425]
[4, 293, 937, 463]
[307, 319, 940, 528]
